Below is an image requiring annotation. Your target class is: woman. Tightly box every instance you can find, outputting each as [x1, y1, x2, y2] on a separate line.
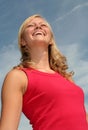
[0, 14, 88, 130]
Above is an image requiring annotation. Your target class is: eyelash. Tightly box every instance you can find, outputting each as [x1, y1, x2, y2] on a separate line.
[27, 24, 47, 28]
[41, 24, 47, 27]
[27, 24, 34, 27]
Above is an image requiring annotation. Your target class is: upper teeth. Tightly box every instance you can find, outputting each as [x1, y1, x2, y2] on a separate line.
[35, 32, 43, 35]
[36, 32, 42, 35]
[33, 31, 45, 36]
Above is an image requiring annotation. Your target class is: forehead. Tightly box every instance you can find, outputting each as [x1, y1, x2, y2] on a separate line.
[27, 17, 47, 25]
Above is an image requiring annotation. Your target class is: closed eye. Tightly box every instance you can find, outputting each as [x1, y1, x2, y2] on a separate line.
[26, 24, 35, 28]
[41, 24, 48, 27]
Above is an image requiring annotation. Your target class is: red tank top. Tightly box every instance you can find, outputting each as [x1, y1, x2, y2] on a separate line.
[22, 68, 88, 130]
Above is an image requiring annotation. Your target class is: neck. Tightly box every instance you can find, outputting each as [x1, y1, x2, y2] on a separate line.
[30, 46, 50, 70]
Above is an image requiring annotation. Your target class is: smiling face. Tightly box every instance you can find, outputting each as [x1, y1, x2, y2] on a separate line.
[20, 16, 52, 49]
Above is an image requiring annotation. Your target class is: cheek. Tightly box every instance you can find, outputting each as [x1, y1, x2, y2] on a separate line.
[47, 31, 52, 41]
[23, 30, 32, 42]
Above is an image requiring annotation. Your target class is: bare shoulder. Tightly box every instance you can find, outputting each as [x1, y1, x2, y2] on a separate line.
[2, 68, 28, 94]
[6, 68, 27, 79]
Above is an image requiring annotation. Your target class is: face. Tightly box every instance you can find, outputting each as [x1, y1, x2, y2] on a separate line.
[21, 17, 52, 48]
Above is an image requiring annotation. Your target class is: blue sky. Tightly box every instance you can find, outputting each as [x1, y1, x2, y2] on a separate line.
[0, 0, 88, 130]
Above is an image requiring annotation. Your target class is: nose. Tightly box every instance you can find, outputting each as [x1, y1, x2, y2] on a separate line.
[35, 24, 42, 29]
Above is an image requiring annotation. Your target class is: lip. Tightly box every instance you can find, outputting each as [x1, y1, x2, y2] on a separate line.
[32, 30, 46, 36]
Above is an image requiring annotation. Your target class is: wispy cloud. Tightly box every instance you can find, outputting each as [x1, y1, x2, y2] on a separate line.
[55, 2, 88, 22]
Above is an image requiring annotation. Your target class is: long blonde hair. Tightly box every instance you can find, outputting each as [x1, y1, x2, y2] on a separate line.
[18, 14, 74, 79]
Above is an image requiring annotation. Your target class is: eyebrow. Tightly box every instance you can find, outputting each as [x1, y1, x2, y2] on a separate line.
[29, 21, 47, 24]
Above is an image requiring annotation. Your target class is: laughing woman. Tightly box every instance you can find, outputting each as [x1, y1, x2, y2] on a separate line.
[0, 14, 88, 130]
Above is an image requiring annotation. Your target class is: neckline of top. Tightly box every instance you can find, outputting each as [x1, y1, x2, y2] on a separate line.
[25, 67, 59, 76]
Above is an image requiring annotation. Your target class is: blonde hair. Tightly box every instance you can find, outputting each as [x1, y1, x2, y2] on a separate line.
[18, 14, 74, 79]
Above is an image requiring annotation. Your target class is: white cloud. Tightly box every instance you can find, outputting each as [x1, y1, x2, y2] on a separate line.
[0, 42, 20, 86]
[19, 114, 32, 130]
[59, 42, 88, 111]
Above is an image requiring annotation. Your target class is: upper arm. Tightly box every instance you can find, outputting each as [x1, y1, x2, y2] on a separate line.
[0, 69, 27, 130]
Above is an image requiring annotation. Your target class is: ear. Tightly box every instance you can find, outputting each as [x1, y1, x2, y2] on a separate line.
[49, 41, 53, 45]
[49, 42, 52, 45]
[21, 38, 27, 46]
[49, 38, 53, 45]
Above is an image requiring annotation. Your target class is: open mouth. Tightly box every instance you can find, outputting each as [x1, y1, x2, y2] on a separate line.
[33, 31, 46, 36]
